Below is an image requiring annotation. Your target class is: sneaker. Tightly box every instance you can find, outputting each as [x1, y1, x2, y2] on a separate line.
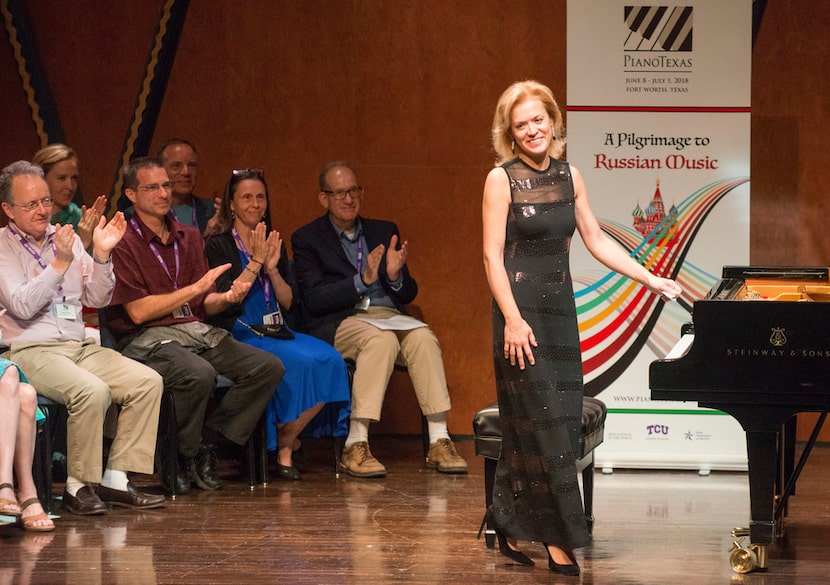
[340, 442, 387, 478]
[427, 438, 468, 474]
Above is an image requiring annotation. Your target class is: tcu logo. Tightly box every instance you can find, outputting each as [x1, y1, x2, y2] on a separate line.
[646, 424, 669, 436]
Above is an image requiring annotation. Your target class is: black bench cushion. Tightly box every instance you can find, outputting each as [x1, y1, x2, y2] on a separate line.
[472, 396, 607, 461]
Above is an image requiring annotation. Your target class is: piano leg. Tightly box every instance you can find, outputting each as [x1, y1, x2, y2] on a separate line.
[745, 429, 777, 567]
[778, 418, 797, 507]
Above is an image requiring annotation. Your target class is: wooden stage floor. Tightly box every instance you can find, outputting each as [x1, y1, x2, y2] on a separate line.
[2, 437, 830, 584]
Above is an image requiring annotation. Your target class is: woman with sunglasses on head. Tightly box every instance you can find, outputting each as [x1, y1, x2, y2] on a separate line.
[32, 144, 107, 250]
[0, 346, 55, 531]
[203, 168, 350, 480]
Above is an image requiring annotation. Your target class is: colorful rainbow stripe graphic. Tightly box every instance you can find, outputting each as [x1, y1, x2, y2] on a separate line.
[578, 176, 748, 395]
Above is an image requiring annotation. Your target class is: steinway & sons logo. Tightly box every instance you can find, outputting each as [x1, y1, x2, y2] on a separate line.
[769, 327, 786, 347]
[726, 327, 830, 358]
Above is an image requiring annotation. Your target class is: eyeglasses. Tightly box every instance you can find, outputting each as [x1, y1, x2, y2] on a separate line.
[137, 182, 174, 192]
[232, 168, 265, 180]
[12, 197, 53, 212]
[323, 186, 363, 200]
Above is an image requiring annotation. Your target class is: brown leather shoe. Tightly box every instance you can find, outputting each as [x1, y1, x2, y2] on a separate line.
[427, 438, 468, 474]
[340, 442, 387, 478]
[63, 486, 107, 516]
[96, 482, 166, 510]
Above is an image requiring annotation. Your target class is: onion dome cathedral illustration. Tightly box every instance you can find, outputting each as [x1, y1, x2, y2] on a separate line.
[632, 178, 678, 246]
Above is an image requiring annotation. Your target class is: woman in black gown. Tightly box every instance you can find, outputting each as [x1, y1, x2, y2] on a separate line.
[481, 80, 681, 575]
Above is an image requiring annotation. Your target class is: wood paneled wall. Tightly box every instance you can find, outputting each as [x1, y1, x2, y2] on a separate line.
[1, 1, 829, 438]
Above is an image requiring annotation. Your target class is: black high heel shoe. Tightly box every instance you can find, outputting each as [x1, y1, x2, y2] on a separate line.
[275, 463, 302, 481]
[544, 544, 580, 576]
[479, 508, 534, 566]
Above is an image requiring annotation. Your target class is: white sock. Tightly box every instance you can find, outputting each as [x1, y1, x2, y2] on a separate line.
[65, 476, 86, 497]
[426, 412, 451, 443]
[345, 418, 370, 449]
[100, 468, 129, 491]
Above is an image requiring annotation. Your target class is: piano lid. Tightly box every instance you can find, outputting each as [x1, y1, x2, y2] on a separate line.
[721, 265, 829, 280]
[710, 266, 830, 300]
[651, 265, 830, 400]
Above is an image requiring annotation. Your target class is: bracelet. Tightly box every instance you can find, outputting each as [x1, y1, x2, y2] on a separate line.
[250, 258, 264, 265]
[245, 265, 259, 276]
[93, 255, 111, 265]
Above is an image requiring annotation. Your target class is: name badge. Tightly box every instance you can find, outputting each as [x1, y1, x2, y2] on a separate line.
[355, 296, 370, 311]
[55, 302, 76, 320]
[262, 311, 284, 326]
[172, 303, 193, 319]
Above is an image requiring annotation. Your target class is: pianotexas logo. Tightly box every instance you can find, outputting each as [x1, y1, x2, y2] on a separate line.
[624, 6, 693, 52]
[623, 6, 694, 75]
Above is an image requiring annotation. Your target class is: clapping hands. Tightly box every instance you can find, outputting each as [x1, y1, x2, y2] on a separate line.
[77, 195, 107, 249]
[91, 212, 127, 259]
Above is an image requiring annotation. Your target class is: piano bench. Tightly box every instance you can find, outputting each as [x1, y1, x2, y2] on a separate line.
[472, 396, 607, 546]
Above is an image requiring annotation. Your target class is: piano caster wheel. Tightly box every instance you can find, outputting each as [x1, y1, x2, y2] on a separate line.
[731, 527, 750, 538]
[729, 543, 757, 574]
[729, 538, 767, 573]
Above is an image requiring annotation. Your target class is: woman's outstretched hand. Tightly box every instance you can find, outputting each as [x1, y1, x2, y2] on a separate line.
[648, 276, 683, 302]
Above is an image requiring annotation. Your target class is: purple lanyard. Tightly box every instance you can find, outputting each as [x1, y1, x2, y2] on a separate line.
[130, 218, 180, 289]
[232, 228, 273, 311]
[8, 224, 63, 296]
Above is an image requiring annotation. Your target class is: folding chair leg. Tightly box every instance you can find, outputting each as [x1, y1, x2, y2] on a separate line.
[156, 391, 181, 495]
[245, 439, 257, 489]
[257, 416, 269, 485]
[33, 415, 54, 515]
[333, 435, 345, 477]
[421, 415, 430, 459]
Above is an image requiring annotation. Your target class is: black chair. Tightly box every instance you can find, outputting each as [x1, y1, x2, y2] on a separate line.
[211, 376, 269, 489]
[96, 311, 269, 494]
[157, 374, 268, 494]
[472, 396, 607, 546]
[33, 394, 63, 515]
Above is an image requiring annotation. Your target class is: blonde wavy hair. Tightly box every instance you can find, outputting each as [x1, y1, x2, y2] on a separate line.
[32, 143, 77, 174]
[491, 80, 566, 164]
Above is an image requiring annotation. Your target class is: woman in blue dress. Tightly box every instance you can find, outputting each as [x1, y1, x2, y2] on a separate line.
[204, 168, 350, 480]
[0, 355, 54, 530]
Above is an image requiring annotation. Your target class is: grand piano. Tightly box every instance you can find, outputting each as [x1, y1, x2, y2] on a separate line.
[650, 265, 830, 571]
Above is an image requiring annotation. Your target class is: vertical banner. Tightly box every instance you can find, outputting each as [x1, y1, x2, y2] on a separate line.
[567, 1, 752, 471]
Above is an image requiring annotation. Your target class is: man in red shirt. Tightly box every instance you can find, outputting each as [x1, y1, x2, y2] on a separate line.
[105, 157, 284, 494]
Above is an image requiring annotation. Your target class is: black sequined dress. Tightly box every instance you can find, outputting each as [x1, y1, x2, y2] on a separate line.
[490, 157, 590, 549]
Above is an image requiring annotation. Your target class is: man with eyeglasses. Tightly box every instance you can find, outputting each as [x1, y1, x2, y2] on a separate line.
[292, 161, 467, 477]
[104, 157, 283, 493]
[116, 138, 220, 234]
[0, 160, 166, 515]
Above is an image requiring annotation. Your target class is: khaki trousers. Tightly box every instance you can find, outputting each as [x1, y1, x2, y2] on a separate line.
[11, 339, 163, 483]
[334, 306, 452, 421]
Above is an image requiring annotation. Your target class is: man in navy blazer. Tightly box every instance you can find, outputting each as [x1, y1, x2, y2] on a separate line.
[292, 161, 467, 477]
